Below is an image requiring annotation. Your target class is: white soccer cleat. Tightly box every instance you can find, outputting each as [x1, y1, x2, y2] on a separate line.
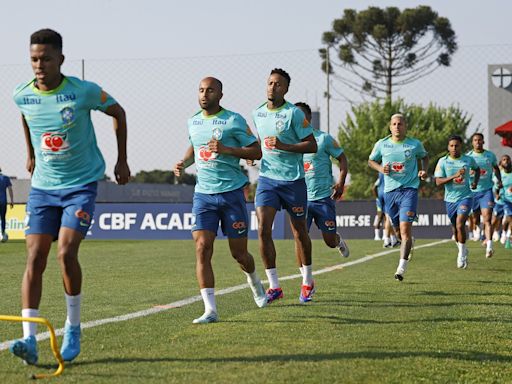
[492, 232, 500, 242]
[394, 267, 405, 281]
[485, 249, 494, 259]
[249, 280, 267, 308]
[192, 311, 218, 324]
[373, 235, 381, 241]
[457, 248, 468, 269]
[336, 232, 349, 257]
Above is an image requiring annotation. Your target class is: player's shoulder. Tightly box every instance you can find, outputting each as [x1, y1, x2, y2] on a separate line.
[376, 135, 392, 145]
[253, 102, 267, 113]
[13, 79, 35, 98]
[189, 110, 203, 120]
[65, 76, 101, 91]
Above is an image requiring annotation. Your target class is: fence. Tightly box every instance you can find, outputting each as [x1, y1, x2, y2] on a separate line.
[1, 44, 512, 183]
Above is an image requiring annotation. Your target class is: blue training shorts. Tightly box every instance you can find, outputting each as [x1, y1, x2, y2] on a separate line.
[472, 189, 495, 211]
[493, 202, 504, 218]
[445, 197, 473, 226]
[192, 187, 248, 238]
[307, 196, 336, 233]
[376, 193, 385, 213]
[255, 176, 307, 220]
[384, 187, 418, 227]
[25, 182, 98, 238]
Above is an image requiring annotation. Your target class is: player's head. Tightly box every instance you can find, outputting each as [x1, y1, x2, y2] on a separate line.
[295, 102, 312, 123]
[471, 132, 484, 151]
[389, 113, 406, 140]
[267, 68, 290, 104]
[500, 154, 511, 170]
[30, 29, 64, 88]
[447, 134, 463, 158]
[198, 77, 223, 113]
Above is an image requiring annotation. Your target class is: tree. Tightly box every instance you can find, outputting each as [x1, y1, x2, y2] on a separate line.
[320, 6, 457, 99]
[131, 169, 196, 185]
[339, 98, 472, 199]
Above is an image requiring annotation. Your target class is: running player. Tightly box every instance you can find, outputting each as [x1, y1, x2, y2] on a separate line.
[498, 154, 512, 247]
[368, 114, 428, 281]
[174, 77, 266, 324]
[467, 133, 502, 257]
[9, 29, 130, 364]
[492, 170, 507, 243]
[435, 135, 479, 269]
[253, 69, 317, 304]
[373, 172, 399, 247]
[296, 102, 349, 263]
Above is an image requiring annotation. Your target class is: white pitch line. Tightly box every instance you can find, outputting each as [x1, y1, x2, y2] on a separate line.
[0, 239, 450, 351]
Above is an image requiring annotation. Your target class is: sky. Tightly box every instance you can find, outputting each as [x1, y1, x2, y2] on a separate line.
[1, 0, 511, 180]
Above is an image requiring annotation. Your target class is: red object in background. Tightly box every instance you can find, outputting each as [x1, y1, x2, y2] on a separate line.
[495, 120, 512, 148]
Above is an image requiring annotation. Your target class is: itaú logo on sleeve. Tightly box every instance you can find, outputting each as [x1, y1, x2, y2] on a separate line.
[41, 132, 69, 152]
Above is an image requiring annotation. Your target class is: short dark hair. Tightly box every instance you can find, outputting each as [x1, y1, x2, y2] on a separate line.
[295, 102, 311, 118]
[448, 134, 463, 144]
[471, 132, 484, 140]
[270, 68, 291, 86]
[30, 29, 62, 51]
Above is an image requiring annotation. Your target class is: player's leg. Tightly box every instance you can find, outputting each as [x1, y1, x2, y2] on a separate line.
[221, 188, 266, 308]
[393, 189, 417, 281]
[315, 197, 348, 257]
[56, 183, 97, 360]
[454, 198, 471, 268]
[0, 202, 7, 239]
[191, 191, 219, 323]
[373, 197, 384, 240]
[9, 187, 60, 365]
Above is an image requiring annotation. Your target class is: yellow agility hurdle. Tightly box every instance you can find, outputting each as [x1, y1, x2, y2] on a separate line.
[0, 315, 64, 379]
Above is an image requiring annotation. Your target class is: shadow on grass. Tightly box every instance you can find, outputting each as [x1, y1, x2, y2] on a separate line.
[59, 349, 512, 370]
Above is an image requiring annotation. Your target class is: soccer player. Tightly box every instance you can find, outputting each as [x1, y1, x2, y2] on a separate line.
[498, 154, 512, 247]
[492, 170, 507, 243]
[252, 69, 317, 304]
[295, 102, 349, 262]
[9, 29, 130, 365]
[173, 77, 266, 324]
[0, 167, 14, 242]
[467, 133, 502, 257]
[435, 135, 479, 269]
[368, 114, 428, 281]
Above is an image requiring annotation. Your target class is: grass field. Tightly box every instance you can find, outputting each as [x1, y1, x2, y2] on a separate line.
[1, 238, 512, 383]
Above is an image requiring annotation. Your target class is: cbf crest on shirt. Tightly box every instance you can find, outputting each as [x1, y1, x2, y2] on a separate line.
[188, 108, 256, 194]
[252, 101, 313, 181]
[13, 76, 117, 190]
[369, 135, 428, 193]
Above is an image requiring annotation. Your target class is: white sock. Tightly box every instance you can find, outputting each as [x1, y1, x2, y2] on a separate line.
[22, 308, 39, 338]
[486, 240, 493, 251]
[265, 268, 280, 289]
[457, 242, 463, 253]
[65, 293, 81, 326]
[374, 228, 380, 238]
[244, 270, 260, 286]
[390, 235, 397, 243]
[302, 264, 313, 286]
[383, 236, 390, 244]
[200, 288, 216, 314]
[397, 259, 408, 273]
[299, 266, 305, 279]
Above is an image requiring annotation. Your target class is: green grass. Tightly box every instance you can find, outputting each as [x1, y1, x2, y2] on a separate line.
[1, 238, 512, 383]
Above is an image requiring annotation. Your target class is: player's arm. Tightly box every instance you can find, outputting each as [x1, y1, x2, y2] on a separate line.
[470, 166, 480, 189]
[272, 133, 317, 153]
[417, 155, 429, 180]
[435, 167, 466, 186]
[368, 160, 389, 175]
[104, 103, 130, 185]
[208, 140, 262, 160]
[493, 164, 503, 189]
[7, 185, 13, 209]
[174, 145, 194, 177]
[331, 153, 348, 201]
[21, 115, 35, 175]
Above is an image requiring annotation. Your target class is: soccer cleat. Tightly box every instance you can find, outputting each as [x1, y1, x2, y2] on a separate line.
[265, 288, 284, 304]
[373, 235, 381, 241]
[391, 239, 401, 248]
[299, 282, 316, 303]
[457, 248, 469, 269]
[1, 232, 8, 243]
[492, 232, 500, 242]
[336, 232, 350, 257]
[9, 335, 38, 365]
[60, 323, 81, 361]
[394, 268, 405, 282]
[383, 240, 392, 248]
[485, 249, 494, 258]
[249, 280, 267, 308]
[500, 234, 507, 245]
[192, 311, 218, 324]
